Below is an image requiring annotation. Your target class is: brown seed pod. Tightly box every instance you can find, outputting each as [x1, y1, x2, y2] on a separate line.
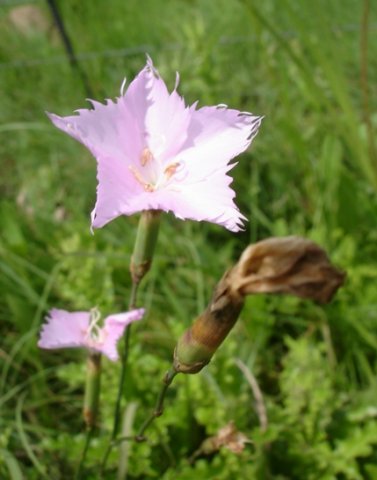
[174, 236, 345, 374]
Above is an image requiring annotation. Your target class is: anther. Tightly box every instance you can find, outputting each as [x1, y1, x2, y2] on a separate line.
[164, 162, 180, 180]
[129, 166, 155, 192]
[140, 147, 154, 166]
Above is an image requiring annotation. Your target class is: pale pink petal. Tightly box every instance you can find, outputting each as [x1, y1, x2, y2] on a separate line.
[116, 169, 245, 232]
[178, 106, 262, 183]
[47, 98, 142, 166]
[91, 58, 193, 228]
[48, 56, 263, 232]
[123, 56, 192, 163]
[90, 153, 142, 228]
[164, 168, 246, 232]
[100, 308, 145, 361]
[48, 101, 144, 229]
[38, 309, 89, 350]
[99, 103, 262, 230]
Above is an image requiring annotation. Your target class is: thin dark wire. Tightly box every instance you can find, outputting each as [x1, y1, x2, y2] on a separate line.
[45, 0, 94, 98]
[0, 0, 41, 5]
[0, 45, 154, 70]
[360, 0, 377, 168]
[1, 24, 377, 71]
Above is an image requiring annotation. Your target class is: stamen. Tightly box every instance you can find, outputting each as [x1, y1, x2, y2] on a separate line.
[86, 308, 104, 344]
[140, 147, 154, 166]
[129, 165, 147, 184]
[129, 165, 155, 192]
[164, 162, 180, 180]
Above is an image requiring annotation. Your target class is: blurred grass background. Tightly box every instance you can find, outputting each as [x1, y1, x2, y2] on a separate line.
[1, 0, 377, 478]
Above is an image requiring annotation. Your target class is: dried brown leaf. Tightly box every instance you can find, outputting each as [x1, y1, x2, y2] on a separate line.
[195, 422, 251, 457]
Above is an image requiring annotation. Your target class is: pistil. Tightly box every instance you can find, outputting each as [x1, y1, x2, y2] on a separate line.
[129, 148, 182, 192]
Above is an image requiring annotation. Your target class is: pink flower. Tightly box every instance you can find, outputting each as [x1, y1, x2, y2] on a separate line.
[38, 307, 145, 361]
[48, 56, 262, 232]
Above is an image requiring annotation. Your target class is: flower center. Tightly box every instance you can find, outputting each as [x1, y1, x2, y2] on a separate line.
[85, 308, 105, 346]
[129, 147, 183, 192]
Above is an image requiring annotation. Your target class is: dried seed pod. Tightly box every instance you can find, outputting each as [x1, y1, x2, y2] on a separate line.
[174, 236, 345, 374]
[174, 270, 244, 373]
[231, 236, 346, 303]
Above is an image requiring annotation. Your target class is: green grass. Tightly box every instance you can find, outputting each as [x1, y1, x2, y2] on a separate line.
[1, 0, 377, 478]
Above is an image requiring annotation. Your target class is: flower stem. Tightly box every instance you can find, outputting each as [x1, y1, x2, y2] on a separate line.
[100, 282, 139, 474]
[117, 401, 138, 480]
[135, 368, 178, 442]
[360, 0, 377, 185]
[83, 352, 102, 429]
[75, 427, 93, 480]
[76, 352, 101, 478]
[130, 210, 161, 284]
[112, 281, 139, 439]
[108, 368, 178, 452]
[101, 210, 161, 474]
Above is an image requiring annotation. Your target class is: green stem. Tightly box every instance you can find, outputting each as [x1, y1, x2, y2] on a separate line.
[83, 352, 102, 429]
[76, 352, 101, 478]
[112, 281, 139, 439]
[75, 428, 93, 480]
[130, 210, 161, 284]
[101, 211, 161, 475]
[360, 0, 377, 173]
[135, 368, 178, 442]
[100, 282, 139, 475]
[101, 368, 177, 477]
[128, 279, 139, 310]
[117, 402, 139, 480]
